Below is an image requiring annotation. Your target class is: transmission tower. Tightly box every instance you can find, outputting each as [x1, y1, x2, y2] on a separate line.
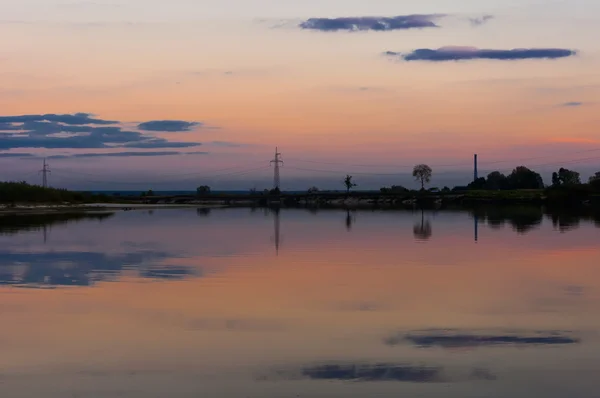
[270, 147, 283, 190]
[39, 158, 51, 188]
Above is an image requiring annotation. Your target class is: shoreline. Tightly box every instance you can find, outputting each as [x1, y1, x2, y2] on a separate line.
[0, 203, 225, 216]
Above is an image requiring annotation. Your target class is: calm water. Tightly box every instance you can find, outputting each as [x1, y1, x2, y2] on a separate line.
[1, 207, 599, 397]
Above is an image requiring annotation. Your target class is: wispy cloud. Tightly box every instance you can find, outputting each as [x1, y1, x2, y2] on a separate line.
[0, 153, 35, 158]
[0, 113, 117, 125]
[137, 120, 201, 132]
[0, 113, 204, 150]
[208, 141, 245, 148]
[559, 101, 584, 107]
[299, 15, 442, 32]
[468, 15, 494, 26]
[386, 47, 577, 62]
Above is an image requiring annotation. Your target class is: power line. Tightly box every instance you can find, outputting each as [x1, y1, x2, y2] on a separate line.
[285, 157, 472, 169]
[285, 147, 600, 169]
[50, 160, 267, 179]
[285, 166, 404, 176]
[49, 166, 272, 186]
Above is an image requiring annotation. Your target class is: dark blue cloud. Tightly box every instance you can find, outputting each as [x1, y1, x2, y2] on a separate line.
[0, 113, 117, 125]
[560, 101, 584, 107]
[122, 139, 201, 149]
[299, 15, 440, 32]
[0, 153, 34, 158]
[46, 151, 209, 159]
[0, 113, 203, 150]
[137, 120, 201, 132]
[388, 47, 577, 62]
[0, 122, 21, 131]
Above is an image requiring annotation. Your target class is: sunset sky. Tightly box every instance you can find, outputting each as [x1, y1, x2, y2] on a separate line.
[1, 0, 599, 190]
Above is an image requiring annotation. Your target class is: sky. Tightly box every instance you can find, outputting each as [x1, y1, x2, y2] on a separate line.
[0, 0, 599, 190]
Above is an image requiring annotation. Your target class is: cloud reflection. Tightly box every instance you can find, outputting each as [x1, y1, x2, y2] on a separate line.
[0, 250, 194, 288]
[385, 329, 580, 348]
[264, 362, 496, 383]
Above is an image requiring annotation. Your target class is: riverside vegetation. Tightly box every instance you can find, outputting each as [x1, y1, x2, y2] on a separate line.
[1, 165, 599, 210]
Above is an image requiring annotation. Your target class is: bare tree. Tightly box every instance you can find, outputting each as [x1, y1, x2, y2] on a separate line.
[344, 175, 357, 193]
[412, 164, 432, 190]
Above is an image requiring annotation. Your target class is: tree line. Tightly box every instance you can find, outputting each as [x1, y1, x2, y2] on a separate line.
[469, 167, 600, 191]
[0, 181, 113, 204]
[193, 164, 600, 195]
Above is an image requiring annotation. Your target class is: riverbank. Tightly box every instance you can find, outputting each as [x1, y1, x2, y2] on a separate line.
[0, 203, 224, 216]
[1, 188, 599, 216]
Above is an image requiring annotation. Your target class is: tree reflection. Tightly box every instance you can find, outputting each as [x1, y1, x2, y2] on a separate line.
[470, 206, 542, 234]
[196, 208, 211, 217]
[0, 212, 114, 237]
[345, 210, 356, 231]
[413, 209, 432, 241]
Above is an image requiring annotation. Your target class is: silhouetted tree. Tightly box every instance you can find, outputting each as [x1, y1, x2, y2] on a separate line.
[308, 186, 319, 194]
[486, 171, 508, 190]
[412, 164, 432, 190]
[589, 172, 600, 187]
[196, 185, 211, 195]
[468, 177, 487, 190]
[506, 166, 544, 189]
[344, 175, 357, 193]
[552, 168, 581, 186]
[380, 185, 409, 194]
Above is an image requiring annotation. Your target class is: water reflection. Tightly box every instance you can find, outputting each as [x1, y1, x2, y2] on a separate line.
[197, 207, 211, 217]
[0, 250, 193, 288]
[0, 207, 599, 398]
[275, 362, 445, 382]
[470, 206, 543, 234]
[385, 329, 581, 348]
[345, 209, 356, 231]
[413, 209, 432, 241]
[0, 212, 114, 237]
[266, 362, 498, 383]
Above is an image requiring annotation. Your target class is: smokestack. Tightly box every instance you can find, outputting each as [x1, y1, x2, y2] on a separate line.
[474, 154, 478, 181]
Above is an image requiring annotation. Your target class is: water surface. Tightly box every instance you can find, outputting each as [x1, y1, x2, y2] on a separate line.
[1, 207, 599, 397]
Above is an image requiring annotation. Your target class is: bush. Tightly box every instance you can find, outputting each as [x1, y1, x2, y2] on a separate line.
[0, 181, 106, 204]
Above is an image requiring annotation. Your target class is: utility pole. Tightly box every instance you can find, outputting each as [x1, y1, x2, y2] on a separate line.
[473, 154, 478, 181]
[39, 158, 51, 188]
[270, 147, 283, 190]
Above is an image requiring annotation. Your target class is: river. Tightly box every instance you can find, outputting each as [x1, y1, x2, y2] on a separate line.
[0, 207, 599, 397]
